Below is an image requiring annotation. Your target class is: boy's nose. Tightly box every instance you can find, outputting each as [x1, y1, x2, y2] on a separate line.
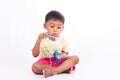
[53, 27, 57, 32]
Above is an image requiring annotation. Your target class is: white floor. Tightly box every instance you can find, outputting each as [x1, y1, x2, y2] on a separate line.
[0, 48, 120, 80]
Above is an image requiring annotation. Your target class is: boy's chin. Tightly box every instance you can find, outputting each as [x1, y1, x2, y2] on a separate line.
[51, 38, 56, 41]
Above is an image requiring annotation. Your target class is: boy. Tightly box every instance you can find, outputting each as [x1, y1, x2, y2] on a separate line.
[32, 10, 79, 78]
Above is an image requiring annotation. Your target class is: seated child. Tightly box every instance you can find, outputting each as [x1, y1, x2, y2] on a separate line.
[32, 10, 79, 78]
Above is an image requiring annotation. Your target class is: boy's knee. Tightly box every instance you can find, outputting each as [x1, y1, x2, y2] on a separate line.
[32, 63, 42, 74]
[32, 63, 38, 73]
[73, 56, 80, 64]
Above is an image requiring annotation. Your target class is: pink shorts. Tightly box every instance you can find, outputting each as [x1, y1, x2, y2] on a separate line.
[36, 57, 66, 67]
[33, 57, 75, 74]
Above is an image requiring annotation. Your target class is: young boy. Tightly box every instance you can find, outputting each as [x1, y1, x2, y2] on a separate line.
[32, 10, 79, 78]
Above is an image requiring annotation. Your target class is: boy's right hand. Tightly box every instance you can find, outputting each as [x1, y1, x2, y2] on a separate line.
[37, 33, 47, 43]
[39, 33, 47, 40]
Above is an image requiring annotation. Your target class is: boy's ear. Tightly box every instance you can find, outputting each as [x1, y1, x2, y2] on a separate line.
[61, 26, 64, 31]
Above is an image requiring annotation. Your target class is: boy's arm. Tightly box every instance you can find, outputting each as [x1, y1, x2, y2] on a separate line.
[32, 33, 46, 57]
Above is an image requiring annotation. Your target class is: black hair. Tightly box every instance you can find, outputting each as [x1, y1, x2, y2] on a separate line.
[45, 10, 65, 24]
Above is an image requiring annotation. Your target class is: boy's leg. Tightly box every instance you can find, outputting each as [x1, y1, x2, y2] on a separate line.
[43, 55, 79, 77]
[32, 62, 52, 74]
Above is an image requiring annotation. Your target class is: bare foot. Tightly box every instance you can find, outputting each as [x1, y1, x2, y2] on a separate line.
[43, 68, 57, 78]
[43, 66, 75, 77]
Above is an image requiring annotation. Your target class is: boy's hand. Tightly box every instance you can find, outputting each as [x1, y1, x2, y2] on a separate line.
[34, 33, 46, 45]
[61, 50, 69, 55]
[39, 33, 47, 40]
[36, 33, 47, 43]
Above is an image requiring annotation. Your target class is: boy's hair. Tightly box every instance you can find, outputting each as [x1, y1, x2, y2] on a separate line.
[45, 10, 65, 24]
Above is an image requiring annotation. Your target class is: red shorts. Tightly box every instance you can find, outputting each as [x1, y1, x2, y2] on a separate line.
[32, 57, 75, 74]
[36, 57, 66, 67]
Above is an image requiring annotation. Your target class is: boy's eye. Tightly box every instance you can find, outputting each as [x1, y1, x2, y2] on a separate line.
[50, 26, 54, 28]
[58, 27, 61, 29]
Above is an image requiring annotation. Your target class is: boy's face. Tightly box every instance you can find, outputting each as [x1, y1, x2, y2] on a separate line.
[44, 19, 64, 40]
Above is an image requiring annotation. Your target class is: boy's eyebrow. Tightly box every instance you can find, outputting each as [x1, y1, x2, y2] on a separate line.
[49, 23, 54, 25]
[58, 24, 63, 26]
[49, 22, 63, 26]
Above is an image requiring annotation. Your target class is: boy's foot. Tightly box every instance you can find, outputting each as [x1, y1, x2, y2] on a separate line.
[43, 66, 75, 78]
[43, 68, 71, 77]
[43, 68, 56, 78]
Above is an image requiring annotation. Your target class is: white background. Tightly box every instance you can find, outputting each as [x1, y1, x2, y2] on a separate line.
[0, 0, 120, 80]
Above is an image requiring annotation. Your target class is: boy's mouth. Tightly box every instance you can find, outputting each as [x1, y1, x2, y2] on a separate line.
[46, 33, 58, 41]
[50, 33, 58, 40]
[52, 33, 58, 37]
